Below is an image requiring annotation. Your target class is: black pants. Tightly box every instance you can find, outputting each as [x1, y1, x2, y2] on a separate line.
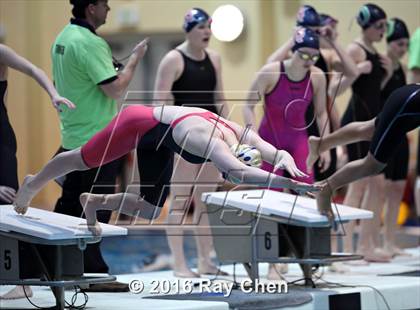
[53, 147, 121, 273]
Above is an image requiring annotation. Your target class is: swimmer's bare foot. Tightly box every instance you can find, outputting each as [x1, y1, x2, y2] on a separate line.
[383, 245, 411, 257]
[198, 263, 229, 276]
[359, 248, 392, 262]
[267, 263, 288, 280]
[86, 221, 102, 236]
[316, 183, 335, 227]
[345, 259, 370, 266]
[173, 268, 201, 278]
[79, 193, 108, 236]
[0, 285, 33, 300]
[306, 136, 321, 172]
[13, 175, 36, 215]
[328, 262, 350, 273]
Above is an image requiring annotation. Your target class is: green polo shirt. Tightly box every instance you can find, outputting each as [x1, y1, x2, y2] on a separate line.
[51, 23, 117, 149]
[408, 28, 420, 70]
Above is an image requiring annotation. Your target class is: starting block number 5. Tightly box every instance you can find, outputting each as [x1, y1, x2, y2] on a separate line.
[0, 236, 19, 280]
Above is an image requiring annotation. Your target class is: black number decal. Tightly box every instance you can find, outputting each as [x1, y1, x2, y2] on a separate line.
[4, 250, 11, 270]
[264, 232, 272, 250]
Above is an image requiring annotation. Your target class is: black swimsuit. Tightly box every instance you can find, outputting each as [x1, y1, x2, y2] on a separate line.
[342, 43, 385, 161]
[380, 65, 408, 180]
[371, 84, 420, 164]
[172, 50, 218, 114]
[306, 53, 337, 180]
[0, 80, 19, 203]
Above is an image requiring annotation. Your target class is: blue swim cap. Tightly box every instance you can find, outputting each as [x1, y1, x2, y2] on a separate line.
[292, 27, 320, 52]
[296, 5, 321, 27]
[183, 8, 211, 33]
[387, 18, 409, 43]
[357, 3, 387, 29]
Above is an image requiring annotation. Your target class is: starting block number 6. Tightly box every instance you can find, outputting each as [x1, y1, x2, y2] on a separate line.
[257, 219, 278, 259]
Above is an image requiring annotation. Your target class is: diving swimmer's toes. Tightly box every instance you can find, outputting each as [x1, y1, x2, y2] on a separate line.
[13, 175, 36, 215]
[79, 193, 107, 236]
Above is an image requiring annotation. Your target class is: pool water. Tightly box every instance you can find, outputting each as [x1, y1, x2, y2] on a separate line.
[101, 230, 199, 274]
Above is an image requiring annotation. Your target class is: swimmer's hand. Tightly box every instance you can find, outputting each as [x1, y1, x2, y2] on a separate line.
[0, 186, 16, 204]
[291, 180, 323, 196]
[132, 38, 149, 59]
[357, 60, 373, 75]
[318, 151, 331, 173]
[52, 95, 76, 112]
[274, 150, 308, 178]
[318, 25, 333, 44]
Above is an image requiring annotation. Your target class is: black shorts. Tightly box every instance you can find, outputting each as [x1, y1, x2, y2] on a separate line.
[370, 84, 420, 164]
[136, 123, 209, 208]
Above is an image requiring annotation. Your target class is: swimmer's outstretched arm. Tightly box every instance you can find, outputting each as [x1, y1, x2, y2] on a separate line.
[209, 140, 321, 193]
[0, 44, 75, 111]
[239, 128, 307, 178]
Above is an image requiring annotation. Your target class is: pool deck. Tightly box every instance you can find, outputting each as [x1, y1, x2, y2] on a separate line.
[1, 247, 419, 310]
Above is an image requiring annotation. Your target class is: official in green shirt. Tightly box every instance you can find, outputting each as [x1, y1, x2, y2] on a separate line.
[52, 20, 117, 149]
[408, 28, 420, 71]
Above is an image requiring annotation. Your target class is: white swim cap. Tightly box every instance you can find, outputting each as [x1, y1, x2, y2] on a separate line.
[230, 144, 262, 168]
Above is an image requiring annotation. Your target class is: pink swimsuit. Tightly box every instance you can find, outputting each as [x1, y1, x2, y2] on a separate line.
[258, 62, 314, 183]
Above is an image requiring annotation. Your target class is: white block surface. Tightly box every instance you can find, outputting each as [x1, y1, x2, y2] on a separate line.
[0, 205, 127, 240]
[202, 190, 373, 224]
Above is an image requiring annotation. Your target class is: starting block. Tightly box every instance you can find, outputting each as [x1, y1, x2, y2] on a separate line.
[0, 205, 127, 309]
[202, 190, 373, 286]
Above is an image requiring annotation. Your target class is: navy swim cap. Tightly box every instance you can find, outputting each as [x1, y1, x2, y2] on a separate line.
[387, 18, 410, 43]
[319, 13, 338, 26]
[296, 5, 321, 27]
[357, 3, 387, 29]
[292, 27, 320, 52]
[183, 8, 211, 33]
